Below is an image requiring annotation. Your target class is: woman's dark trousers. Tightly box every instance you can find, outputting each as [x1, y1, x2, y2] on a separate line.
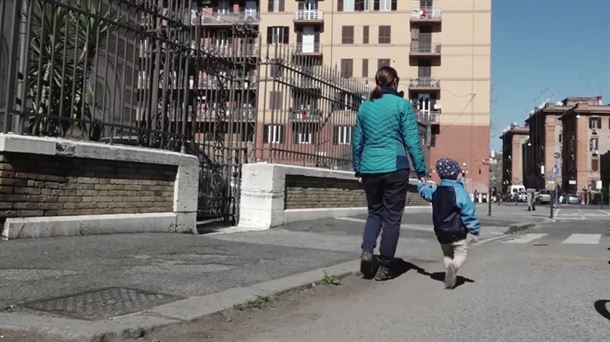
[361, 170, 409, 266]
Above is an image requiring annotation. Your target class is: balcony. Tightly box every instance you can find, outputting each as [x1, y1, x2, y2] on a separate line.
[410, 7, 442, 24]
[294, 10, 324, 25]
[410, 42, 441, 58]
[294, 43, 322, 56]
[291, 109, 322, 123]
[192, 10, 259, 26]
[416, 110, 440, 125]
[409, 77, 441, 92]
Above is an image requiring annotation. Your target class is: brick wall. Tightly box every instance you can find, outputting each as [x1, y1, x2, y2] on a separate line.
[284, 175, 427, 209]
[0, 153, 176, 221]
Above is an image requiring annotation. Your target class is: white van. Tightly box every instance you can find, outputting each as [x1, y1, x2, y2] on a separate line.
[508, 185, 526, 202]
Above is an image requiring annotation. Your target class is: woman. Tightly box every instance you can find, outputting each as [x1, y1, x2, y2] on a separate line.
[352, 66, 427, 281]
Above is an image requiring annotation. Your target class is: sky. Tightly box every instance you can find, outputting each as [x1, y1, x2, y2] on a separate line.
[491, 0, 610, 150]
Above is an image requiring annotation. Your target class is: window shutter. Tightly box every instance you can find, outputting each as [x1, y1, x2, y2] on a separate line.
[297, 31, 303, 43]
[392, 0, 397, 11]
[283, 27, 289, 44]
[333, 127, 339, 145]
[268, 0, 273, 12]
[363, 26, 369, 44]
[338, 0, 343, 12]
[267, 27, 273, 44]
[374, 0, 380, 11]
[362, 58, 368, 77]
[279, 0, 285, 12]
[264, 125, 270, 143]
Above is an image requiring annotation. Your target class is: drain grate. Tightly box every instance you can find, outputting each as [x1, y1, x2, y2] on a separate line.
[21, 287, 183, 321]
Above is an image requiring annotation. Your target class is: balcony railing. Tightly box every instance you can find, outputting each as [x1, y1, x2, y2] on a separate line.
[411, 7, 442, 21]
[294, 43, 322, 55]
[294, 10, 324, 22]
[409, 77, 441, 89]
[191, 10, 259, 25]
[291, 109, 322, 122]
[410, 42, 442, 55]
[416, 110, 440, 125]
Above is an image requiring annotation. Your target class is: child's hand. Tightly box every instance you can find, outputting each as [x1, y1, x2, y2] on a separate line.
[470, 235, 480, 243]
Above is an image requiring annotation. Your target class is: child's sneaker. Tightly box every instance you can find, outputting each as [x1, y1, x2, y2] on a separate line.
[444, 262, 457, 289]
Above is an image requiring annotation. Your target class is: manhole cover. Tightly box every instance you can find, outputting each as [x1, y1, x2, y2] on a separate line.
[21, 287, 183, 321]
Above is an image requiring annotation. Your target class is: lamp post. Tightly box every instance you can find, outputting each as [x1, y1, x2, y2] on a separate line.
[486, 151, 497, 216]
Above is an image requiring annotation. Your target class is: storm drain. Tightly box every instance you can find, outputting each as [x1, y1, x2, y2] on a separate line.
[21, 287, 183, 321]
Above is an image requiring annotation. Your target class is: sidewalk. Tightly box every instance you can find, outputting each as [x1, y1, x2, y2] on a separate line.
[0, 207, 543, 341]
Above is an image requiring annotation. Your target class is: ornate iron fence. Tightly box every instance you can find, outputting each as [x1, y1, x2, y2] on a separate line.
[0, 0, 367, 225]
[257, 44, 368, 171]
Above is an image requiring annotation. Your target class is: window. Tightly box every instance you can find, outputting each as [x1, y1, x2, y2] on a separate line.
[333, 126, 353, 145]
[294, 124, 314, 144]
[341, 59, 353, 78]
[377, 58, 390, 69]
[270, 58, 283, 77]
[268, 0, 285, 12]
[342, 26, 354, 44]
[589, 117, 601, 129]
[558, 133, 562, 143]
[592, 159, 599, 172]
[363, 26, 369, 44]
[590, 138, 599, 151]
[264, 124, 284, 144]
[374, 0, 396, 11]
[378, 26, 391, 44]
[269, 91, 283, 109]
[342, 0, 355, 11]
[362, 58, 368, 77]
[267, 26, 289, 44]
[355, 0, 367, 11]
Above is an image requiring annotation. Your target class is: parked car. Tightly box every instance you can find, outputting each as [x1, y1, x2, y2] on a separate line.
[567, 194, 580, 205]
[538, 190, 551, 204]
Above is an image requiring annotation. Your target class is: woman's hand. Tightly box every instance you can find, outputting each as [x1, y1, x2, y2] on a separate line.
[357, 177, 362, 184]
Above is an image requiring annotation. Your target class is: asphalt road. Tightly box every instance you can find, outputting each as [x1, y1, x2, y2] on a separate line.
[146, 215, 610, 342]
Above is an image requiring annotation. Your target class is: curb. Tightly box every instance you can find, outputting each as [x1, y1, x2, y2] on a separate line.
[507, 222, 538, 234]
[0, 260, 360, 342]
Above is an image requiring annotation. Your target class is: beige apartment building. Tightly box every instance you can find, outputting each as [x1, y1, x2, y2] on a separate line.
[500, 125, 529, 192]
[192, 0, 492, 191]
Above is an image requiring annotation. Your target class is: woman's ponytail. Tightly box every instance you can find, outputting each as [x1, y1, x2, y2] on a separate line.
[369, 66, 398, 101]
[370, 85, 382, 100]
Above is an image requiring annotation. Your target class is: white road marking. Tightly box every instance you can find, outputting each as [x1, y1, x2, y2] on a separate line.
[598, 210, 610, 216]
[503, 233, 547, 244]
[561, 234, 602, 245]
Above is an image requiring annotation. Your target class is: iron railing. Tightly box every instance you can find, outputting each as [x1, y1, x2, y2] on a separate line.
[294, 10, 323, 21]
[409, 77, 441, 89]
[410, 42, 442, 54]
[0, 0, 260, 224]
[410, 7, 443, 20]
[192, 9, 259, 25]
[258, 44, 368, 170]
[294, 42, 322, 54]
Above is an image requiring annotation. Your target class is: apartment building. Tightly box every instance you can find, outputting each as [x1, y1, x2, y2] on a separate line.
[523, 103, 565, 189]
[500, 125, 529, 192]
[559, 98, 610, 194]
[190, 1, 491, 190]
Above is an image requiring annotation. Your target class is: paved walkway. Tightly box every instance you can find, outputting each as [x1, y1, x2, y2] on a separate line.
[0, 206, 555, 340]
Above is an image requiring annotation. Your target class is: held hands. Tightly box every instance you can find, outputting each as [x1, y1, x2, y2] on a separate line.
[470, 234, 480, 243]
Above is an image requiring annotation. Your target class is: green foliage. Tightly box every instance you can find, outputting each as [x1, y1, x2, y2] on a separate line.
[322, 272, 342, 286]
[233, 295, 275, 311]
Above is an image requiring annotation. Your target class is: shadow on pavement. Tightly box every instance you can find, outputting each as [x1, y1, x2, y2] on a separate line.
[594, 300, 610, 320]
[390, 259, 475, 288]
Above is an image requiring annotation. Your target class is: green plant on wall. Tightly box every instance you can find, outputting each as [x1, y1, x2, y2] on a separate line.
[25, 0, 116, 138]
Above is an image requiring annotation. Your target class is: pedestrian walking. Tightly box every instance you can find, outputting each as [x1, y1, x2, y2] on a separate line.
[417, 157, 481, 289]
[352, 66, 427, 281]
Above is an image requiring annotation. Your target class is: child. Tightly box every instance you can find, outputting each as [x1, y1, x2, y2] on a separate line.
[418, 157, 481, 289]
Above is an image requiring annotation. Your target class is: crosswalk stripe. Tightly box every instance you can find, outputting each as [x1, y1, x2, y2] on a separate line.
[561, 234, 602, 245]
[503, 233, 547, 244]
